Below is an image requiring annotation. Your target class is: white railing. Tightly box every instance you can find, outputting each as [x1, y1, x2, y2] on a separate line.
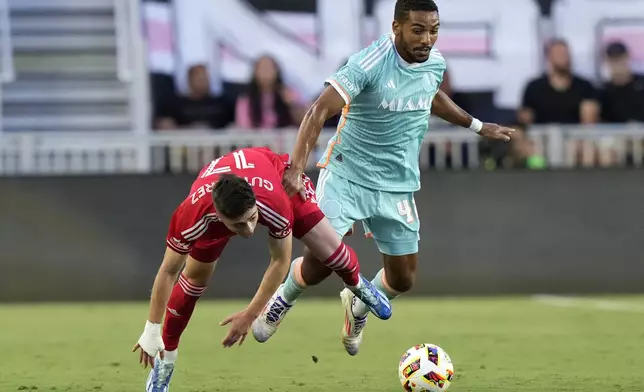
[113, 0, 132, 83]
[562, 125, 644, 168]
[0, 0, 15, 137]
[0, 125, 643, 176]
[116, 0, 150, 142]
[0, 0, 14, 84]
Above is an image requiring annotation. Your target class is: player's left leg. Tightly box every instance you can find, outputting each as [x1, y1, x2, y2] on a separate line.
[147, 239, 227, 392]
[339, 192, 419, 355]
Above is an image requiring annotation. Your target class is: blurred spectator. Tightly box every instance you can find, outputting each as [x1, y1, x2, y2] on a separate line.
[236, 55, 306, 129]
[518, 39, 599, 125]
[178, 65, 234, 129]
[600, 42, 644, 123]
[155, 65, 234, 130]
[151, 73, 180, 130]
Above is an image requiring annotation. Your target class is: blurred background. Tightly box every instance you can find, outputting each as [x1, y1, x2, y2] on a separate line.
[1, 0, 643, 302]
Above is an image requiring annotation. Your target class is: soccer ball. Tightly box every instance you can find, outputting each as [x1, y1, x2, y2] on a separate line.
[398, 344, 455, 392]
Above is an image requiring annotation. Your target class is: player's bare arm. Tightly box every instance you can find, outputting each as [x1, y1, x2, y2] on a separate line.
[431, 89, 514, 142]
[248, 233, 293, 316]
[283, 86, 346, 197]
[149, 247, 188, 323]
[133, 247, 187, 368]
[220, 233, 293, 347]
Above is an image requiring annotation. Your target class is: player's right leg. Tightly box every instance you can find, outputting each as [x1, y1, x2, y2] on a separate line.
[146, 239, 227, 392]
[252, 216, 392, 342]
[305, 219, 392, 320]
[252, 169, 390, 342]
[339, 192, 420, 356]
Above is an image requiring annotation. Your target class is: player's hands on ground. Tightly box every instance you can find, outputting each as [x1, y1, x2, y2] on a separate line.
[219, 309, 257, 348]
[132, 321, 165, 368]
[282, 166, 306, 200]
[479, 123, 514, 142]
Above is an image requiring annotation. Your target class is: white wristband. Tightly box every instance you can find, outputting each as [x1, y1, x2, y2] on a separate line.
[145, 320, 162, 334]
[469, 118, 483, 133]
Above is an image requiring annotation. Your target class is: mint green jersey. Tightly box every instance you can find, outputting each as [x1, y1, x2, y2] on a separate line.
[318, 33, 446, 192]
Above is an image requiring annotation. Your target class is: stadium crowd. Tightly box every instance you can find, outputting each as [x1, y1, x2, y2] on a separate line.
[150, 38, 644, 169]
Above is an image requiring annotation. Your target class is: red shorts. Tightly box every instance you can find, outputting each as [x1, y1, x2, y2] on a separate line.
[291, 173, 326, 239]
[189, 174, 324, 263]
[189, 236, 231, 263]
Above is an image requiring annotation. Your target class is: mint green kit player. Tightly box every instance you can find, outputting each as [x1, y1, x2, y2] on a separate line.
[316, 33, 446, 255]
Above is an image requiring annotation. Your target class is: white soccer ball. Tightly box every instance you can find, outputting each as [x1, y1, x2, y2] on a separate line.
[398, 344, 455, 392]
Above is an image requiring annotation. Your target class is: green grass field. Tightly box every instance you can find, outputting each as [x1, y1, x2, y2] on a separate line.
[1, 296, 644, 392]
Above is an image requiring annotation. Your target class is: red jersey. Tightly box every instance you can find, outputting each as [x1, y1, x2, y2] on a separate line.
[166, 147, 293, 255]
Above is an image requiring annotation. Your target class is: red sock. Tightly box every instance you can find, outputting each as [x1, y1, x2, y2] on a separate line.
[322, 243, 360, 286]
[162, 274, 206, 351]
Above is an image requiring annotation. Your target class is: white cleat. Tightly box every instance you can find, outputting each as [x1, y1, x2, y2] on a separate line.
[252, 284, 293, 343]
[340, 288, 368, 356]
[146, 354, 175, 392]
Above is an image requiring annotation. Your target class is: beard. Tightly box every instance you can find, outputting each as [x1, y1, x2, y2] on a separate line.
[397, 36, 431, 63]
[552, 63, 571, 76]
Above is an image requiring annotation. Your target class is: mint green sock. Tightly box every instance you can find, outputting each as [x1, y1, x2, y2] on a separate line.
[281, 258, 307, 303]
[353, 268, 399, 317]
[373, 269, 399, 301]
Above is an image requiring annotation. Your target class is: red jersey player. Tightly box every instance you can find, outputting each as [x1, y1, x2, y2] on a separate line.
[132, 147, 391, 392]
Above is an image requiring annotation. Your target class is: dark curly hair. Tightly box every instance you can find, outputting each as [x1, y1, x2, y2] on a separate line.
[212, 173, 256, 219]
[394, 0, 439, 22]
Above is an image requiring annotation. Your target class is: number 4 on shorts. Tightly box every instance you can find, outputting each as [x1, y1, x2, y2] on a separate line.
[397, 200, 416, 223]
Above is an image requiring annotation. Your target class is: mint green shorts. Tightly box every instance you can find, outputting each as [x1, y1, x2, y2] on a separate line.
[316, 168, 420, 256]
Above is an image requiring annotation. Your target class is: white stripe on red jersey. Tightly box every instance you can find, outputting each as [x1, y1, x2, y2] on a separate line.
[181, 213, 219, 241]
[256, 200, 289, 229]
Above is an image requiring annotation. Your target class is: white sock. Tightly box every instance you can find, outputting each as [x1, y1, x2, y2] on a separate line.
[162, 349, 178, 364]
[347, 278, 363, 291]
[352, 296, 369, 318]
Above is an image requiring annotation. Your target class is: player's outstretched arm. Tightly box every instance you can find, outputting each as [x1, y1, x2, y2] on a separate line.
[283, 87, 346, 197]
[219, 233, 293, 347]
[431, 89, 514, 142]
[133, 247, 187, 367]
[248, 233, 293, 316]
[148, 247, 187, 323]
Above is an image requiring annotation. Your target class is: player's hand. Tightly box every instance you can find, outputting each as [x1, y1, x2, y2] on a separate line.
[282, 166, 306, 200]
[132, 321, 165, 368]
[479, 123, 514, 142]
[219, 309, 257, 348]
